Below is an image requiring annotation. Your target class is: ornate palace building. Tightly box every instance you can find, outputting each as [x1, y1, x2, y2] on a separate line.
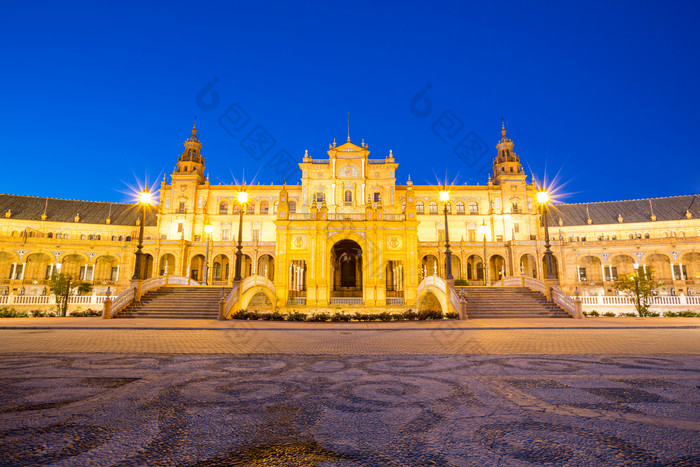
[1, 121, 699, 309]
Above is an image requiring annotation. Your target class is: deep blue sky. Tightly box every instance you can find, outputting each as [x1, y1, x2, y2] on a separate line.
[3, 1, 698, 204]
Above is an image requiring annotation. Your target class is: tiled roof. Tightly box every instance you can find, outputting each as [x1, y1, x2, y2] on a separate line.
[0, 194, 157, 226]
[548, 194, 699, 227]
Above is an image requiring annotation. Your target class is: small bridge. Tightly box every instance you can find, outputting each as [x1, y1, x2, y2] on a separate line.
[415, 276, 461, 315]
[223, 275, 278, 318]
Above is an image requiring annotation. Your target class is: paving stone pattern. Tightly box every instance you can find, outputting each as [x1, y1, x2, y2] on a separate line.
[1, 354, 699, 466]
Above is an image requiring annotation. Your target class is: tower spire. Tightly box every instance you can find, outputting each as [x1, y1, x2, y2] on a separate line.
[192, 116, 197, 137]
[501, 117, 506, 137]
[347, 112, 350, 142]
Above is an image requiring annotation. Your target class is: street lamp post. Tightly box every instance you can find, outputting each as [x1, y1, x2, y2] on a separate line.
[131, 186, 152, 281]
[439, 189, 453, 283]
[478, 221, 489, 286]
[203, 223, 213, 285]
[537, 190, 557, 281]
[233, 191, 249, 282]
[632, 261, 641, 306]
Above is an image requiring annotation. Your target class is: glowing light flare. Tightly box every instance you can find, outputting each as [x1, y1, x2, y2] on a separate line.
[478, 222, 489, 238]
[139, 189, 152, 205]
[237, 191, 249, 205]
[204, 224, 213, 234]
[439, 190, 450, 202]
[536, 190, 549, 204]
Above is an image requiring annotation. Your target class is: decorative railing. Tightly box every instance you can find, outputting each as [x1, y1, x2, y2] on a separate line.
[579, 295, 700, 307]
[330, 297, 363, 305]
[491, 276, 575, 317]
[386, 297, 405, 305]
[223, 275, 276, 317]
[0, 294, 116, 306]
[287, 297, 306, 305]
[109, 288, 135, 318]
[448, 288, 461, 314]
[327, 213, 366, 221]
[416, 275, 447, 297]
[368, 159, 386, 164]
[106, 275, 200, 318]
[224, 285, 241, 317]
[310, 159, 330, 164]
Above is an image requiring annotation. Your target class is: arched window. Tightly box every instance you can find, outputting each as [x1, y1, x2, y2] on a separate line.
[118, 235, 124, 241]
[233, 204, 241, 214]
[644, 233, 650, 239]
[469, 201, 479, 213]
[125, 235, 132, 241]
[247, 203, 255, 214]
[273, 201, 278, 214]
[456, 201, 465, 214]
[670, 231, 676, 237]
[260, 201, 269, 214]
[611, 235, 617, 240]
[47, 232, 53, 238]
[81, 234, 86, 240]
[428, 201, 438, 214]
[219, 201, 229, 214]
[112, 235, 117, 241]
[416, 201, 424, 213]
[344, 190, 352, 205]
[289, 201, 297, 213]
[401, 201, 406, 212]
[630, 233, 635, 239]
[96, 234, 101, 240]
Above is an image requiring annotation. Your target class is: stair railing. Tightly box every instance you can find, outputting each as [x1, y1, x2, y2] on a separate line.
[104, 275, 202, 318]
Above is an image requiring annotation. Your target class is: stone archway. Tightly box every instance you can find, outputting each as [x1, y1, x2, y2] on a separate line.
[489, 254, 506, 281]
[520, 254, 537, 278]
[159, 253, 176, 276]
[331, 239, 363, 297]
[257, 254, 274, 281]
[422, 255, 439, 278]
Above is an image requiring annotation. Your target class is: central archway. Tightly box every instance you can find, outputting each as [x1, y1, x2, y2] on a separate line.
[331, 239, 362, 297]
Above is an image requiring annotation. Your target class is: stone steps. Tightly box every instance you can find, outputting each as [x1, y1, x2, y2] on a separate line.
[460, 287, 571, 318]
[118, 287, 232, 319]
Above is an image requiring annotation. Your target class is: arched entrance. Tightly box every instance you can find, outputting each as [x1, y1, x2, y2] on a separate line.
[257, 254, 274, 280]
[541, 254, 560, 280]
[94, 255, 120, 283]
[61, 254, 88, 279]
[422, 255, 438, 278]
[386, 260, 404, 299]
[25, 253, 53, 282]
[190, 254, 205, 282]
[489, 254, 506, 281]
[159, 253, 176, 275]
[212, 254, 230, 283]
[466, 254, 483, 281]
[331, 240, 362, 297]
[520, 254, 537, 278]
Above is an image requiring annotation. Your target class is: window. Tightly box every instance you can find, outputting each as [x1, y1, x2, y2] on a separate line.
[247, 203, 255, 214]
[252, 229, 260, 242]
[316, 192, 324, 204]
[47, 232, 53, 239]
[80, 234, 86, 240]
[273, 201, 278, 214]
[222, 229, 230, 241]
[605, 267, 618, 281]
[468, 229, 476, 241]
[672, 264, 687, 280]
[416, 201, 424, 213]
[496, 235, 503, 241]
[111, 267, 119, 281]
[428, 201, 438, 214]
[45, 265, 52, 280]
[469, 201, 479, 214]
[160, 234, 167, 240]
[493, 197, 501, 210]
[512, 203, 519, 213]
[178, 201, 186, 213]
[344, 190, 352, 206]
[219, 201, 229, 214]
[644, 233, 650, 239]
[177, 223, 184, 233]
[612, 235, 617, 240]
[456, 201, 465, 214]
[56, 233, 62, 239]
[514, 223, 520, 233]
[79, 265, 94, 281]
[260, 201, 269, 214]
[578, 267, 587, 282]
[401, 201, 406, 212]
[289, 201, 297, 213]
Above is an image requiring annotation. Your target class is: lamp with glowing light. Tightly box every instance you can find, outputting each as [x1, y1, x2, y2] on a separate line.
[131, 186, 153, 281]
[203, 223, 213, 285]
[234, 190, 249, 282]
[537, 189, 557, 281]
[439, 188, 453, 282]
[478, 221, 489, 285]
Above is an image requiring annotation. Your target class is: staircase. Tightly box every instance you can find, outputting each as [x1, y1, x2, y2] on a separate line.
[461, 286, 571, 318]
[117, 286, 232, 319]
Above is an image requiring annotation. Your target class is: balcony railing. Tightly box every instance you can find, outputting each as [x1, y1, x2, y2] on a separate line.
[329, 297, 363, 305]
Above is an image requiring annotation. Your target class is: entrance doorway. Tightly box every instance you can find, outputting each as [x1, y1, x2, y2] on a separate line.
[331, 240, 362, 297]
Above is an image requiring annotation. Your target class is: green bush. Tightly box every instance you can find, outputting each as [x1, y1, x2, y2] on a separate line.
[445, 311, 460, 319]
[620, 312, 637, 317]
[454, 279, 468, 286]
[68, 309, 101, 317]
[678, 310, 698, 317]
[647, 311, 660, 317]
[0, 307, 28, 318]
[286, 311, 308, 321]
[402, 310, 418, 320]
[308, 312, 331, 322]
[417, 309, 443, 320]
[585, 310, 600, 317]
[663, 311, 679, 317]
[602, 312, 616, 317]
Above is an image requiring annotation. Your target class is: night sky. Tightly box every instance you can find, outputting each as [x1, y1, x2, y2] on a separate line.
[3, 1, 698, 205]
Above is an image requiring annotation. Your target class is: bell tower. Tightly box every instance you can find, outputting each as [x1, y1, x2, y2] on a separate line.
[173, 118, 206, 184]
[491, 120, 525, 185]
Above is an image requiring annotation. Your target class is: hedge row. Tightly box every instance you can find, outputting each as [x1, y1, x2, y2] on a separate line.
[0, 307, 102, 318]
[231, 309, 459, 322]
[584, 310, 700, 318]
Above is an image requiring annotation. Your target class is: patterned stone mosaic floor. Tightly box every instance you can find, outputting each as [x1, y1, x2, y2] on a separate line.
[1, 354, 699, 465]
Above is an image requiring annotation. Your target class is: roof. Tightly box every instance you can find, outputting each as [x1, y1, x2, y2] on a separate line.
[548, 194, 699, 227]
[0, 194, 157, 226]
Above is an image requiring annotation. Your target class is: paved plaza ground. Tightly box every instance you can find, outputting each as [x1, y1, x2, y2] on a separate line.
[1, 318, 699, 465]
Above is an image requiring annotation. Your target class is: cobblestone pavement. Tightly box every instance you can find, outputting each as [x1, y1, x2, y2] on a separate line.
[0, 353, 699, 466]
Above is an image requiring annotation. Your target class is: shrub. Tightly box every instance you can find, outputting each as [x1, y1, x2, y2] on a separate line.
[602, 312, 616, 317]
[647, 311, 660, 317]
[308, 312, 331, 322]
[0, 307, 28, 318]
[678, 310, 698, 317]
[417, 309, 443, 320]
[620, 312, 637, 317]
[330, 312, 350, 322]
[68, 309, 101, 317]
[257, 312, 273, 321]
[286, 311, 308, 321]
[663, 311, 679, 317]
[445, 311, 460, 319]
[586, 310, 600, 317]
[231, 309, 254, 320]
[454, 279, 468, 286]
[377, 312, 393, 322]
[402, 310, 418, 320]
